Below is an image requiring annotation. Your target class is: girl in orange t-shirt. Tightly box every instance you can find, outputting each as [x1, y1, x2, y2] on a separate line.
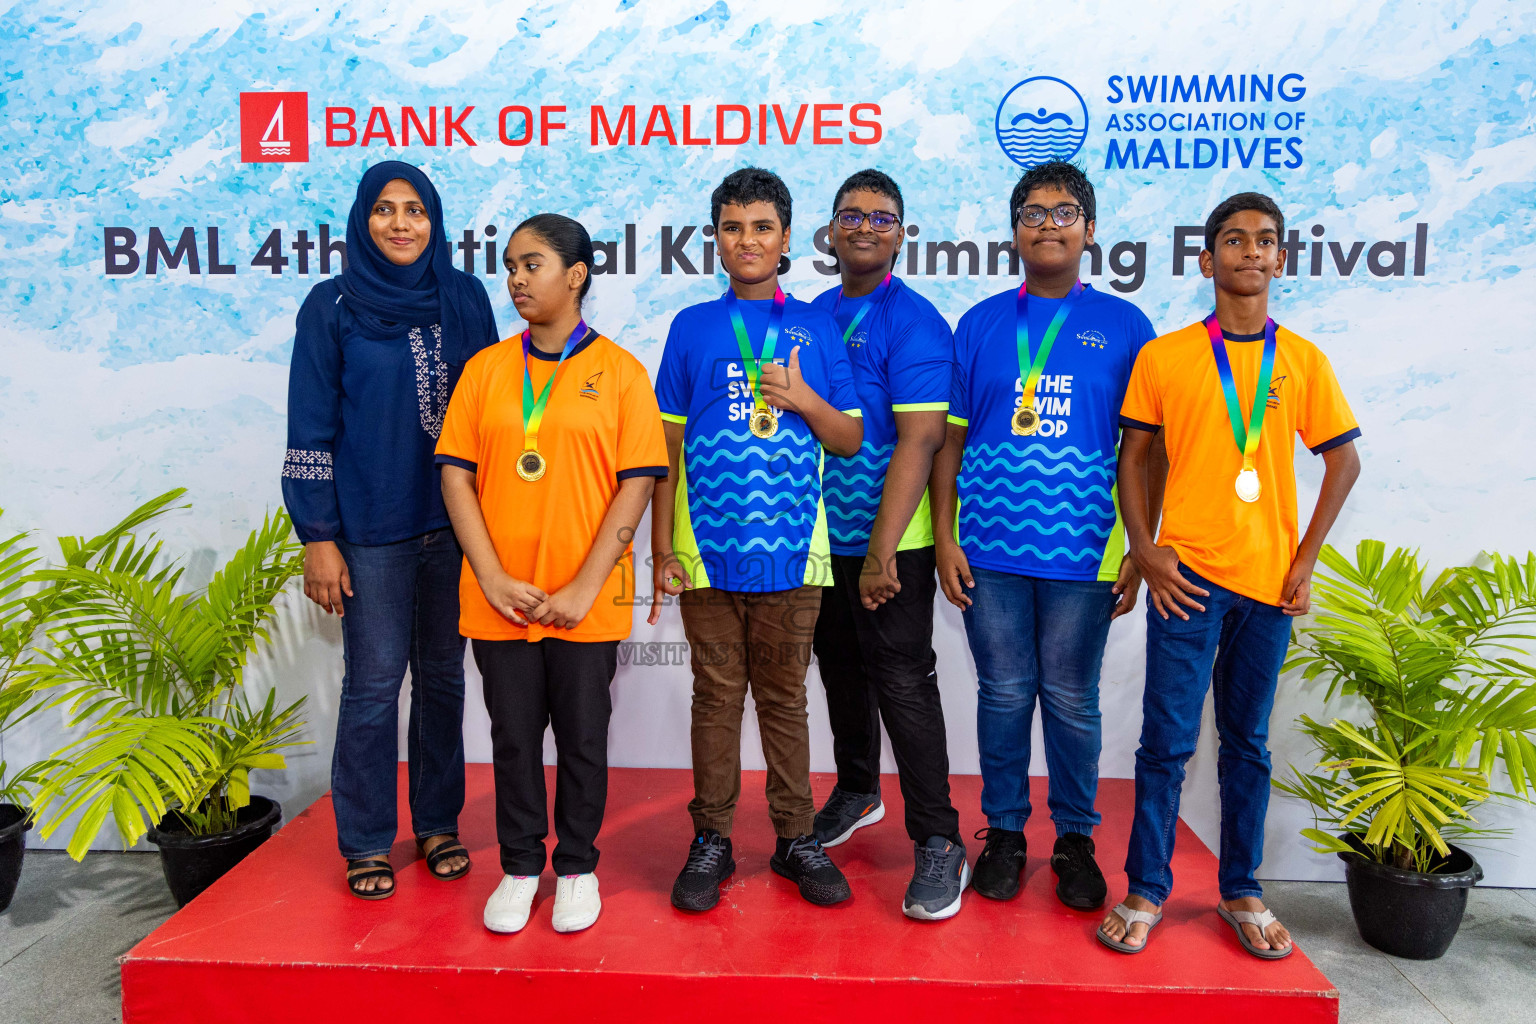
[438, 214, 667, 936]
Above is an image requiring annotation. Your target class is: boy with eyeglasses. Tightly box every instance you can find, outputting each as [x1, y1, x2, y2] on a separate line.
[931, 161, 1164, 911]
[806, 169, 968, 920]
[1097, 192, 1360, 957]
[649, 166, 864, 911]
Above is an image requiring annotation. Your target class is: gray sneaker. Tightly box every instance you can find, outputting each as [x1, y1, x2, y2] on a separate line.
[903, 835, 970, 921]
[813, 785, 885, 847]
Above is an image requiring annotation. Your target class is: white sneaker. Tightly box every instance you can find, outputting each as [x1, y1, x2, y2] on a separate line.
[483, 874, 539, 933]
[550, 872, 601, 933]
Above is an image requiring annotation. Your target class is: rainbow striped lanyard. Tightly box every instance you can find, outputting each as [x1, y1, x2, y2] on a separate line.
[520, 321, 589, 451]
[1015, 279, 1083, 409]
[725, 287, 787, 413]
[833, 274, 893, 344]
[1204, 313, 1277, 474]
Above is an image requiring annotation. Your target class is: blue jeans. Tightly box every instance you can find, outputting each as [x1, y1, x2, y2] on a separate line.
[332, 529, 466, 860]
[1125, 567, 1293, 905]
[962, 568, 1115, 836]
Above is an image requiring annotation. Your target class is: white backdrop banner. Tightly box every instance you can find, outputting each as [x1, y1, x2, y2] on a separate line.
[3, 0, 1534, 885]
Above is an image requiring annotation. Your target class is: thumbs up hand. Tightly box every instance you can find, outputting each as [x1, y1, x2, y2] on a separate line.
[759, 346, 809, 415]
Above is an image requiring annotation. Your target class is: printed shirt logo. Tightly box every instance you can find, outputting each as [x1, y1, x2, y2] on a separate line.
[1077, 329, 1107, 349]
[995, 77, 1089, 168]
[240, 92, 309, 163]
[783, 325, 815, 350]
[1267, 375, 1287, 408]
[581, 370, 603, 399]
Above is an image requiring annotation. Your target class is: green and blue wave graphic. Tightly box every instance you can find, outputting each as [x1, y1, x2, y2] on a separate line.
[824, 441, 895, 545]
[958, 442, 1117, 564]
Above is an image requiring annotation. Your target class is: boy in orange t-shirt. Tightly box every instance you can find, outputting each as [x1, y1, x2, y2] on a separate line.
[1096, 193, 1361, 960]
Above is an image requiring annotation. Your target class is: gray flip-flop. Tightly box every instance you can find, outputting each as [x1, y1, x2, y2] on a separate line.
[1218, 904, 1294, 959]
[1096, 902, 1163, 954]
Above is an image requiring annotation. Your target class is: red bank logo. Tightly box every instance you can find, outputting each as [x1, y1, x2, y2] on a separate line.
[240, 92, 309, 163]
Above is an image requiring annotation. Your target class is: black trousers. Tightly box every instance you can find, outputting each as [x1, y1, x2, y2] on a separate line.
[811, 546, 960, 842]
[472, 637, 618, 876]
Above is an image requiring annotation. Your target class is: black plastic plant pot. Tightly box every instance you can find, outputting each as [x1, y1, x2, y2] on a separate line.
[147, 796, 282, 908]
[1339, 841, 1484, 960]
[0, 803, 31, 913]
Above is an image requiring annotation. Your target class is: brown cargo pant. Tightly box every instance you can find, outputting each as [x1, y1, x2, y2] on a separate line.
[680, 585, 822, 839]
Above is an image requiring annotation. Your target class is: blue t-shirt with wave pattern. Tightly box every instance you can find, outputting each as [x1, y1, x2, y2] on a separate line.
[655, 292, 861, 592]
[949, 284, 1155, 581]
[811, 278, 953, 557]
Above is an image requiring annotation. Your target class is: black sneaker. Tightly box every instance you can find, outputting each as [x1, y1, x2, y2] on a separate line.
[670, 830, 735, 912]
[903, 835, 970, 921]
[813, 785, 885, 847]
[1051, 833, 1107, 909]
[971, 827, 1026, 900]
[770, 835, 852, 906]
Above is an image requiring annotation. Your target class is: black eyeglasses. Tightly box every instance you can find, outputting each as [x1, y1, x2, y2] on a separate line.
[1015, 203, 1085, 228]
[835, 209, 901, 232]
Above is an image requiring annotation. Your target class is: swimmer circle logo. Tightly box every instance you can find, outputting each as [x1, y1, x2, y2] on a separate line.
[995, 77, 1088, 168]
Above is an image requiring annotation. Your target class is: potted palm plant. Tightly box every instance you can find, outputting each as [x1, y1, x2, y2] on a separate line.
[28, 504, 308, 907]
[0, 491, 189, 911]
[1276, 540, 1536, 960]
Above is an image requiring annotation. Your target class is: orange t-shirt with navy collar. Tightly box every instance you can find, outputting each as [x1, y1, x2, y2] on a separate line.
[1119, 320, 1360, 606]
[435, 329, 668, 642]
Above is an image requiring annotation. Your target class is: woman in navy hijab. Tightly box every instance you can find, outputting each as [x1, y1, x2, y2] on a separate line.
[283, 161, 498, 898]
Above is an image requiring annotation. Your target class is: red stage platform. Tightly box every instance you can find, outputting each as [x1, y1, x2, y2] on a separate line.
[122, 766, 1337, 1023]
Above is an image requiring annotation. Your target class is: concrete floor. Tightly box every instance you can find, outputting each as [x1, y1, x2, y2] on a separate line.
[0, 851, 1533, 1023]
[1, 851, 176, 1024]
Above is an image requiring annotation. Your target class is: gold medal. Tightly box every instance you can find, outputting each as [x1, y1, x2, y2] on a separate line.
[516, 449, 547, 482]
[517, 322, 587, 487]
[1011, 405, 1040, 436]
[749, 406, 779, 439]
[1234, 467, 1261, 503]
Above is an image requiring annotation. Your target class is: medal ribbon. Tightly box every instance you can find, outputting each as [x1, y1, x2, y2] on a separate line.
[1204, 313, 1277, 473]
[725, 287, 787, 414]
[521, 321, 589, 452]
[833, 273, 893, 344]
[1016, 280, 1083, 416]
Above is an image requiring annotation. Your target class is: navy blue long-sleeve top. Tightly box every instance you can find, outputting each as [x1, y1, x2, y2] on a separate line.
[282, 278, 500, 546]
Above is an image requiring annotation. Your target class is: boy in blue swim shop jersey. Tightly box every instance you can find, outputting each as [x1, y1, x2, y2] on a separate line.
[929, 160, 1169, 911]
[648, 166, 864, 912]
[805, 169, 969, 921]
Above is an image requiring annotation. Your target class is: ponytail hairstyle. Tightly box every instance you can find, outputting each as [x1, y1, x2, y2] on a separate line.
[511, 213, 596, 305]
